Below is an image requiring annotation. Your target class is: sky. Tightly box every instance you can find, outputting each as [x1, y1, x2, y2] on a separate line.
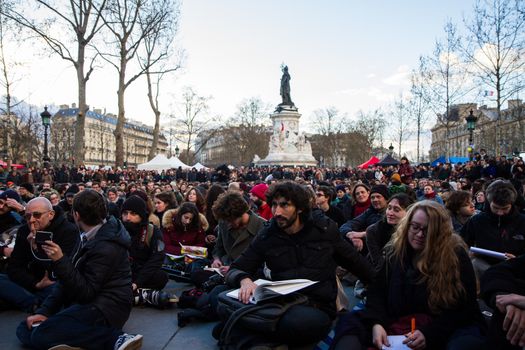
[10, 0, 479, 160]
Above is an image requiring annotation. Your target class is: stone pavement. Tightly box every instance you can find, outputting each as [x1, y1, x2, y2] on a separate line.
[0, 281, 217, 350]
[0, 280, 358, 350]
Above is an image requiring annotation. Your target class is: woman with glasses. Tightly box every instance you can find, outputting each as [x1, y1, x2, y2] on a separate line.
[332, 201, 485, 350]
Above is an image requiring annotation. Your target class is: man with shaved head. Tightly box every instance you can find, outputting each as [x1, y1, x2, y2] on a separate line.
[0, 197, 78, 312]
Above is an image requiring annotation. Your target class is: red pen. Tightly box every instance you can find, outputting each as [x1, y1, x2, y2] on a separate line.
[411, 317, 416, 335]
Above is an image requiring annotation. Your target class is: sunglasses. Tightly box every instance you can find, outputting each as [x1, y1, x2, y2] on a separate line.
[24, 210, 51, 220]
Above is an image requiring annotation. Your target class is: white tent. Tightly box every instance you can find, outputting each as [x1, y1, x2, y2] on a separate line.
[169, 156, 191, 169]
[137, 154, 172, 171]
[192, 162, 209, 171]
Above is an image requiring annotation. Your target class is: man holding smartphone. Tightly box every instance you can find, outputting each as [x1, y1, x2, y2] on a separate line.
[0, 197, 78, 312]
[17, 189, 142, 350]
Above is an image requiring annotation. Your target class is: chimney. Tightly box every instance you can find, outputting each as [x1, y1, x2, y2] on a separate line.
[59, 104, 69, 109]
[72, 103, 77, 108]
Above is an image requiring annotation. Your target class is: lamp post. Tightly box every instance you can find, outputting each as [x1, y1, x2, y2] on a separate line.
[465, 109, 478, 161]
[175, 145, 180, 157]
[40, 106, 51, 168]
[388, 143, 394, 156]
[2, 116, 7, 162]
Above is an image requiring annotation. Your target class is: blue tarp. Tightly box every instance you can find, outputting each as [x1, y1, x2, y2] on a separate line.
[431, 156, 470, 166]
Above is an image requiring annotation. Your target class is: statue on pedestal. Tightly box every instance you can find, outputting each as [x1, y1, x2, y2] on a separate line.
[278, 65, 295, 110]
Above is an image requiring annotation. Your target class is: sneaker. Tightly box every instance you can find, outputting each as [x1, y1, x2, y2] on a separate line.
[134, 288, 175, 308]
[114, 333, 143, 350]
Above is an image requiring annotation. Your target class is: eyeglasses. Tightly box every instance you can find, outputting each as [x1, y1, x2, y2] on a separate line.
[315, 193, 326, 197]
[24, 210, 51, 220]
[408, 222, 427, 236]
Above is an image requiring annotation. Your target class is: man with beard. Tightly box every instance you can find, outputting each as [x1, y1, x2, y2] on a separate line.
[249, 183, 272, 220]
[224, 181, 375, 347]
[121, 195, 171, 307]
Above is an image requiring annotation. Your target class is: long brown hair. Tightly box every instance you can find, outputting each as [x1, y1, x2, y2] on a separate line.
[389, 200, 466, 313]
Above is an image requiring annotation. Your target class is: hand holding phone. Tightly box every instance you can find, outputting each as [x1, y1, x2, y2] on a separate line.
[35, 231, 53, 254]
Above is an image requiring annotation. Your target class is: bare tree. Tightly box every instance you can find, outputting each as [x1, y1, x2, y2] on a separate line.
[1, 0, 108, 165]
[410, 72, 431, 163]
[98, 0, 175, 167]
[352, 109, 387, 154]
[175, 87, 215, 165]
[464, 0, 525, 155]
[390, 94, 413, 157]
[139, 0, 183, 160]
[418, 21, 473, 158]
[223, 97, 271, 165]
[309, 107, 346, 167]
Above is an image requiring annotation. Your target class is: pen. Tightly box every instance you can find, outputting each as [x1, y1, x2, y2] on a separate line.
[411, 317, 416, 335]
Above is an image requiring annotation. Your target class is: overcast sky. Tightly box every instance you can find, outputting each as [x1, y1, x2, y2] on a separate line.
[10, 0, 480, 159]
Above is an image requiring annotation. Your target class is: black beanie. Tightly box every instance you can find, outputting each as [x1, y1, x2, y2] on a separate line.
[370, 184, 389, 200]
[20, 183, 34, 194]
[121, 195, 148, 222]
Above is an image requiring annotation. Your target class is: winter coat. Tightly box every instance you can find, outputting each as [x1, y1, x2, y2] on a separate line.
[366, 218, 395, 270]
[7, 207, 78, 292]
[460, 206, 525, 265]
[127, 222, 165, 287]
[361, 246, 485, 349]
[162, 208, 209, 255]
[339, 206, 385, 235]
[213, 211, 266, 265]
[36, 216, 133, 329]
[227, 211, 375, 318]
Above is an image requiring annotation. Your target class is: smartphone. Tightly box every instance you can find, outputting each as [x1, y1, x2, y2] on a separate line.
[35, 231, 53, 254]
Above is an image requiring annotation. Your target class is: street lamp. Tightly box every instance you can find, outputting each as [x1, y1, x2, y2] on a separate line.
[388, 143, 394, 156]
[175, 145, 180, 157]
[465, 109, 478, 161]
[40, 106, 51, 168]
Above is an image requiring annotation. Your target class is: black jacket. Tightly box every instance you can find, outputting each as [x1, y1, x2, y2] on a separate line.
[127, 223, 166, 287]
[339, 206, 384, 235]
[366, 218, 395, 271]
[362, 247, 485, 349]
[460, 206, 525, 265]
[226, 211, 375, 318]
[7, 207, 78, 292]
[36, 216, 133, 329]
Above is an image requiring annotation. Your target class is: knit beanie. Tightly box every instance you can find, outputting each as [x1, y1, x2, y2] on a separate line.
[335, 184, 346, 193]
[390, 173, 401, 183]
[121, 195, 148, 222]
[65, 184, 80, 197]
[0, 189, 21, 203]
[370, 185, 389, 200]
[250, 183, 269, 201]
[20, 183, 34, 194]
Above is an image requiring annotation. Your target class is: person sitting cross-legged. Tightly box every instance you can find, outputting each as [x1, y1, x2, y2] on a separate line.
[16, 189, 143, 350]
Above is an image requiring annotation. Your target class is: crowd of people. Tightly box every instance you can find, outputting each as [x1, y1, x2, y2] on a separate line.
[0, 153, 524, 349]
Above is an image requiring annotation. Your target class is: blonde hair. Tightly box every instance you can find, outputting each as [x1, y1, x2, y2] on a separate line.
[389, 200, 466, 313]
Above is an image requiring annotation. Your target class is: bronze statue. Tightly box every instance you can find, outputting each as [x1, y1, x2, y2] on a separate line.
[279, 65, 294, 107]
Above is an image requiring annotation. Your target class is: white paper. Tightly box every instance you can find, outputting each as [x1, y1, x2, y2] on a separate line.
[470, 247, 507, 260]
[226, 278, 317, 304]
[383, 335, 411, 350]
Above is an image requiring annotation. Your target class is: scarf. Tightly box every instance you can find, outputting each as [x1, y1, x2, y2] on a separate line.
[354, 198, 371, 217]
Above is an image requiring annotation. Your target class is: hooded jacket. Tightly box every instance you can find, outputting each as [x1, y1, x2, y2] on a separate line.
[460, 205, 525, 265]
[162, 208, 208, 255]
[36, 216, 133, 328]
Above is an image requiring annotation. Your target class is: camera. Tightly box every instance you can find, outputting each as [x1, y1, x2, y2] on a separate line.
[202, 274, 225, 292]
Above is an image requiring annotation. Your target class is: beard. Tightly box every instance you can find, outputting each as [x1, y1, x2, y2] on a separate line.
[274, 212, 298, 230]
[123, 221, 143, 236]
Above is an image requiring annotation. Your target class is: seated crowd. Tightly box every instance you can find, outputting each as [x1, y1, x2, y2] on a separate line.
[0, 164, 525, 350]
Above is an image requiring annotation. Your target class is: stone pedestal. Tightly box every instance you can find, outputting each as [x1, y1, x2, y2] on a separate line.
[257, 106, 317, 167]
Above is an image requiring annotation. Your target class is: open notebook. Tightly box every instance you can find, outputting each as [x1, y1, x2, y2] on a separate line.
[226, 278, 317, 304]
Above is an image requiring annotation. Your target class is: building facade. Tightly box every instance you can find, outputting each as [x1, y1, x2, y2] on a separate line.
[52, 105, 168, 166]
[430, 100, 524, 160]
